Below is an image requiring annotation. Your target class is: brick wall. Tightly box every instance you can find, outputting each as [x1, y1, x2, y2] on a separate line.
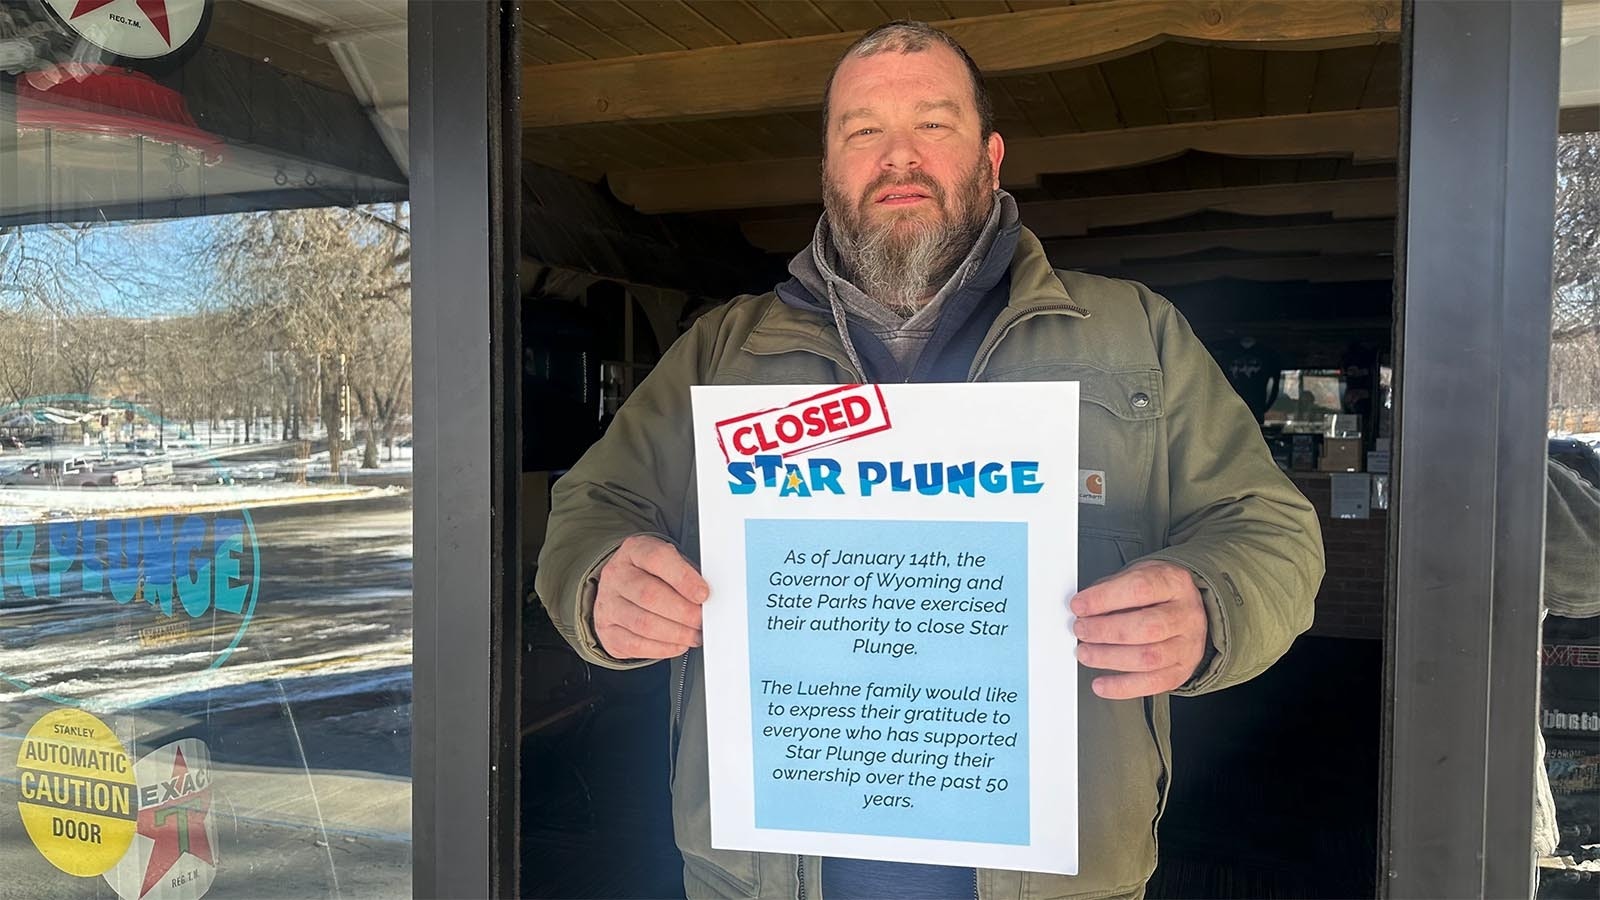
[1289, 473, 1388, 640]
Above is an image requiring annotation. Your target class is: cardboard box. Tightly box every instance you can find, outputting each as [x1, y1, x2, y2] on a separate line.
[1319, 437, 1364, 472]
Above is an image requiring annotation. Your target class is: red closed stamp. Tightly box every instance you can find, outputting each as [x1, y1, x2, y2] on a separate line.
[714, 384, 892, 463]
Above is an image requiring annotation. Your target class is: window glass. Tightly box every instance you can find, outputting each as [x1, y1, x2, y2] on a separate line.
[1537, 2, 1600, 894]
[1263, 369, 1346, 431]
[0, 2, 412, 897]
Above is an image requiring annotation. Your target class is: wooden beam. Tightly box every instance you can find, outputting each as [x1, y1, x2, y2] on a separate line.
[610, 108, 1398, 213]
[1089, 254, 1396, 285]
[523, 1, 1400, 128]
[1045, 220, 1396, 267]
[1024, 177, 1397, 237]
[739, 178, 1398, 251]
[1560, 105, 1599, 134]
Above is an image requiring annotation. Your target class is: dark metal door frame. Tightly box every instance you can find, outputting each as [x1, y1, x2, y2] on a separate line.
[406, 0, 1573, 895]
[410, 1, 522, 896]
[1385, 1, 1561, 896]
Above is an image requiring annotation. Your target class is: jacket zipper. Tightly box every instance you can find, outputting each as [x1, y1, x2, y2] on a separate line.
[672, 653, 688, 729]
[670, 651, 689, 776]
[796, 856, 806, 900]
[970, 868, 979, 900]
[968, 304, 1088, 382]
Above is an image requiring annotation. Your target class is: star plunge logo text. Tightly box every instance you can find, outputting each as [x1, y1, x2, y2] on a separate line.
[728, 455, 1044, 498]
[0, 513, 261, 698]
[713, 384, 1045, 498]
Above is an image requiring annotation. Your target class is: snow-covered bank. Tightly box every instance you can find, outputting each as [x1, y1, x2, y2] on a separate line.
[0, 481, 405, 525]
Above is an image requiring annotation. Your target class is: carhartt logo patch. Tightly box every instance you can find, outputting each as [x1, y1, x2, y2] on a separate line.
[1079, 470, 1105, 505]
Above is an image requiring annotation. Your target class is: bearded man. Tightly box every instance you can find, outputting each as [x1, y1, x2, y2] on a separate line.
[538, 21, 1324, 900]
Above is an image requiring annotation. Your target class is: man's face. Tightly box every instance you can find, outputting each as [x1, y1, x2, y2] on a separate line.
[821, 44, 1005, 312]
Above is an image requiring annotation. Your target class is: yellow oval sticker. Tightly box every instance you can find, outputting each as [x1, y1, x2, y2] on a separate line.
[16, 708, 137, 876]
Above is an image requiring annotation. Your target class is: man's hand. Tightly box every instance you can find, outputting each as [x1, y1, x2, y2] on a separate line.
[593, 535, 710, 660]
[1070, 561, 1209, 700]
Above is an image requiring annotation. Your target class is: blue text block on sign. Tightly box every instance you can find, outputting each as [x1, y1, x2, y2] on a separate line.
[746, 518, 1030, 845]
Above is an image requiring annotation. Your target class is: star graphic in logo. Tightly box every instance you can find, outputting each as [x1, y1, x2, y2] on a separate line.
[70, 0, 174, 46]
[135, 747, 213, 898]
[786, 470, 803, 491]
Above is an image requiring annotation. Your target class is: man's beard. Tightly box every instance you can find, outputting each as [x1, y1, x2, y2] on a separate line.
[825, 155, 994, 317]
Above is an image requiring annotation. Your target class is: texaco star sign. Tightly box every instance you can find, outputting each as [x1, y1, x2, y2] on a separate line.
[45, 0, 208, 60]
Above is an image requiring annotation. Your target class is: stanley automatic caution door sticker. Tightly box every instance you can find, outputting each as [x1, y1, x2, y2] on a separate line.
[16, 708, 137, 876]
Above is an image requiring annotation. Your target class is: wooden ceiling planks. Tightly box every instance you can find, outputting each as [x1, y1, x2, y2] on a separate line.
[1297, 47, 1381, 184]
[648, 122, 757, 165]
[563, 1, 691, 54]
[621, 1, 740, 49]
[521, 2, 1399, 128]
[1006, 0, 1077, 10]
[812, 1, 890, 30]
[562, 126, 657, 173]
[985, 79, 1043, 138]
[605, 109, 1399, 212]
[651, 122, 741, 165]
[737, 178, 1400, 252]
[1256, 157, 1304, 185]
[516, 0, 1404, 285]
[1051, 65, 1123, 130]
[614, 124, 703, 169]
[520, 26, 590, 65]
[1359, 42, 1402, 108]
[1309, 44, 1382, 112]
[1184, 153, 1228, 192]
[1001, 72, 1082, 135]
[689, 1, 789, 43]
[722, 113, 823, 157]
[1101, 51, 1171, 128]
[1262, 51, 1320, 115]
[1219, 155, 1264, 189]
[522, 3, 637, 59]
[1046, 220, 1395, 268]
[1206, 48, 1265, 119]
[747, 1, 840, 38]
[1152, 42, 1215, 123]
[944, 1, 1013, 17]
[876, 1, 959, 21]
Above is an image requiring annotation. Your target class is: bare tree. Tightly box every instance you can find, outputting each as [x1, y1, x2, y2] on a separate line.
[1551, 133, 1600, 433]
[205, 205, 410, 474]
[56, 314, 124, 398]
[350, 312, 412, 467]
[0, 311, 49, 405]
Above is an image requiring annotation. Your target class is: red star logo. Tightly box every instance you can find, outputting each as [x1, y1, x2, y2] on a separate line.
[134, 747, 213, 899]
[69, 0, 173, 46]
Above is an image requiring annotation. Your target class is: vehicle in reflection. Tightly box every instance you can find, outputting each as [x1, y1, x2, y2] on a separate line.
[0, 457, 150, 488]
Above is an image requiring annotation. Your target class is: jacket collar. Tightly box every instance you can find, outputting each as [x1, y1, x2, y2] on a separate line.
[1006, 227, 1089, 317]
[743, 225, 1085, 361]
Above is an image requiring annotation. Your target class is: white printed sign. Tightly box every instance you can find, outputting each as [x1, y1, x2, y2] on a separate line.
[691, 382, 1080, 873]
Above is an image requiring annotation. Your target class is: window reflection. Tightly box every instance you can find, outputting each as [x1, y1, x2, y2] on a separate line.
[1537, 3, 1600, 893]
[1, 1, 413, 896]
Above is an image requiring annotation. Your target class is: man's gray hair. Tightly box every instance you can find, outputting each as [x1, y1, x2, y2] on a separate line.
[820, 20, 995, 151]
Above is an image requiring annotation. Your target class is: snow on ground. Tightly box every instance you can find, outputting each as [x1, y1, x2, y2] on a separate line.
[0, 481, 403, 525]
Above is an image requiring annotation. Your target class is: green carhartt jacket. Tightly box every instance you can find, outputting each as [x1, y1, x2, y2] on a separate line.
[536, 229, 1324, 900]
